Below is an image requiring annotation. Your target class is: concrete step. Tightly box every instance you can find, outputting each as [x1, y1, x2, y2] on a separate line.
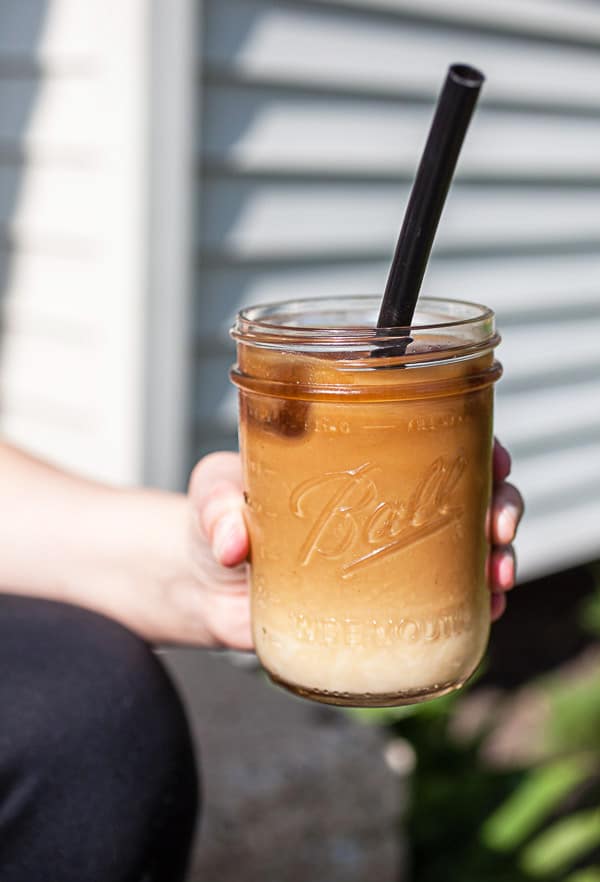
[164, 649, 408, 882]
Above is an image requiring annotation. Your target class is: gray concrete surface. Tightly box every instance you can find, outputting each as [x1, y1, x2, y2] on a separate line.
[164, 650, 408, 882]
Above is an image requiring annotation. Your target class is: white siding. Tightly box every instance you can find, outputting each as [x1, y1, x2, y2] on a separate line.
[196, 0, 600, 579]
[0, 0, 150, 484]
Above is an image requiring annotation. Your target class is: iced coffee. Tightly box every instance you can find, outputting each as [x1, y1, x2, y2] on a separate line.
[231, 297, 502, 707]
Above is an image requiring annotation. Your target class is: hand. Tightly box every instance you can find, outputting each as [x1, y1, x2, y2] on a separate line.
[487, 438, 524, 621]
[189, 440, 525, 650]
[187, 453, 252, 650]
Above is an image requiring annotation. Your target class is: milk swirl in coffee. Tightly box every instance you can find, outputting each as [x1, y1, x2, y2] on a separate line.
[232, 298, 501, 706]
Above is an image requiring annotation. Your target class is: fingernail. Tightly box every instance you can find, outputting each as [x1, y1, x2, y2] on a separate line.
[499, 504, 521, 543]
[500, 550, 516, 588]
[213, 511, 244, 564]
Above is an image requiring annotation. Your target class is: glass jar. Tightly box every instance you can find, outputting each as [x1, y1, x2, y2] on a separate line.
[231, 296, 502, 707]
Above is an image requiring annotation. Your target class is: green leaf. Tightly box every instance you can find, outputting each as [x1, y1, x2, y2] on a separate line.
[520, 809, 600, 878]
[546, 674, 600, 753]
[481, 756, 592, 852]
[564, 868, 600, 882]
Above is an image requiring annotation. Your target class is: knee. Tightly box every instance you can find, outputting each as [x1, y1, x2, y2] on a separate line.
[3, 597, 198, 808]
[0, 596, 199, 879]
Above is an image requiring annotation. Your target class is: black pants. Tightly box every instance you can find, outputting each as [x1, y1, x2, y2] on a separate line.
[0, 595, 199, 882]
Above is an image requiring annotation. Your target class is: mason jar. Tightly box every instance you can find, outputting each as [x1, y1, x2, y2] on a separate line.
[230, 296, 502, 707]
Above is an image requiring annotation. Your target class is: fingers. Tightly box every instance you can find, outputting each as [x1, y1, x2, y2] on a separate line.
[488, 439, 523, 622]
[488, 545, 516, 592]
[488, 545, 516, 622]
[201, 590, 254, 650]
[493, 437, 511, 483]
[490, 481, 524, 546]
[188, 452, 249, 568]
[490, 591, 507, 622]
[189, 450, 243, 494]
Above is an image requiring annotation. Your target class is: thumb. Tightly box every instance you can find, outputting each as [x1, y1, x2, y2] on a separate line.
[188, 452, 249, 567]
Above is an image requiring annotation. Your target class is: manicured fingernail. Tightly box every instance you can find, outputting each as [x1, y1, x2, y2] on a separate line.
[499, 505, 521, 543]
[213, 511, 244, 564]
[499, 550, 516, 589]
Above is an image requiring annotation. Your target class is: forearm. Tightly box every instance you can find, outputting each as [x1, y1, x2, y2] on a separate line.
[0, 443, 193, 638]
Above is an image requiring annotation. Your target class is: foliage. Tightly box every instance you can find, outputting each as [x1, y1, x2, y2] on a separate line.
[481, 757, 594, 853]
[519, 809, 600, 879]
[349, 563, 600, 881]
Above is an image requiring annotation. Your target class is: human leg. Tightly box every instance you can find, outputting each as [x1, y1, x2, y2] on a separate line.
[0, 595, 199, 882]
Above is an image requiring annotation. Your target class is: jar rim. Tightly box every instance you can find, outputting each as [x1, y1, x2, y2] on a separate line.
[231, 296, 497, 357]
[232, 295, 494, 341]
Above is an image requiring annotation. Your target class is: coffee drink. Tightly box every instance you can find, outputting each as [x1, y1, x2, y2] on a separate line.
[231, 297, 501, 706]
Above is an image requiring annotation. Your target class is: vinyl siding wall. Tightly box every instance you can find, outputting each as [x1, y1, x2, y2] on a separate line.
[0, 0, 149, 484]
[1, 0, 599, 578]
[196, 0, 600, 579]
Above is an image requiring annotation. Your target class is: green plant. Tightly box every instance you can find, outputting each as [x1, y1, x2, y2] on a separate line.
[350, 562, 600, 881]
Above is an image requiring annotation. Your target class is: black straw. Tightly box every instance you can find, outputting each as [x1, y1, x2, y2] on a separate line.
[377, 64, 484, 330]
